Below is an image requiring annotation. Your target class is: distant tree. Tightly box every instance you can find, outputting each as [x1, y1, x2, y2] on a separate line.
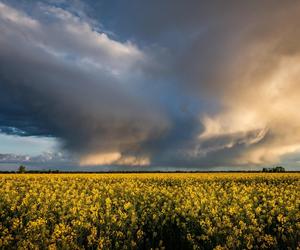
[274, 166, 285, 172]
[262, 166, 285, 173]
[18, 165, 26, 173]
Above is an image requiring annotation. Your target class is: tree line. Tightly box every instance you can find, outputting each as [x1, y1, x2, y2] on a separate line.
[0, 165, 289, 174]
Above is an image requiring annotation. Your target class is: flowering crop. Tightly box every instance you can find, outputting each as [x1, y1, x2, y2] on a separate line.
[0, 173, 299, 249]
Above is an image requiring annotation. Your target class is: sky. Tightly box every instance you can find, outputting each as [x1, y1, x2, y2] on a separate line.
[0, 0, 300, 171]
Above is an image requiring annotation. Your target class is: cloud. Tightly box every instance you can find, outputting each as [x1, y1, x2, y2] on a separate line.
[80, 152, 149, 166]
[193, 3, 300, 166]
[0, 2, 38, 28]
[0, 151, 69, 164]
[1, 0, 300, 168]
[199, 57, 300, 165]
[0, 1, 169, 165]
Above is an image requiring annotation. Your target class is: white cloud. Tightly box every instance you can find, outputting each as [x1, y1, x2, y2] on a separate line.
[0, 1, 145, 77]
[0, 2, 39, 28]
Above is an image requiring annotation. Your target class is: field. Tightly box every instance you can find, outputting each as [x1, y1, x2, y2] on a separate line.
[0, 173, 299, 249]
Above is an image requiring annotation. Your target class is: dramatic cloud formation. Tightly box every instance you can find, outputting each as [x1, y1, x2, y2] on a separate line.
[0, 1, 169, 166]
[1, 0, 300, 169]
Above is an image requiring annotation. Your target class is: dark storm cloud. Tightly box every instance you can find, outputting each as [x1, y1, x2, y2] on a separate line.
[0, 1, 172, 165]
[1, 1, 300, 167]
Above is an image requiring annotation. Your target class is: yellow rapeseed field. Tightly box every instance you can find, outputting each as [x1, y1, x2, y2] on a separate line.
[0, 173, 299, 249]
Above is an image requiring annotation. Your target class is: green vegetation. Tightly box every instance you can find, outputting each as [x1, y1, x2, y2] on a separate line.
[17, 165, 26, 173]
[262, 166, 286, 173]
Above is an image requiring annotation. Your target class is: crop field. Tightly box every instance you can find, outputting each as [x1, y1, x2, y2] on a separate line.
[0, 173, 299, 249]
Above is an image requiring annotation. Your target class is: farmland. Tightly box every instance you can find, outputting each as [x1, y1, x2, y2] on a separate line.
[0, 173, 299, 249]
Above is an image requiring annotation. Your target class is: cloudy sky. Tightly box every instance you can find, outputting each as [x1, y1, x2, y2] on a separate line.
[0, 0, 300, 171]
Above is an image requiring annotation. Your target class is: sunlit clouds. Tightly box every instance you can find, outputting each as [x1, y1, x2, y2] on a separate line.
[198, 45, 300, 166]
[80, 152, 150, 166]
[0, 0, 300, 169]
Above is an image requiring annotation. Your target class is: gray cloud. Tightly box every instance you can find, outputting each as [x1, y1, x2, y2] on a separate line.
[0, 2, 171, 165]
[1, 1, 300, 168]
